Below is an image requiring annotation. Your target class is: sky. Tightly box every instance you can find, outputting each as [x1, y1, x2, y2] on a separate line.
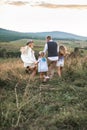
[0, 0, 87, 36]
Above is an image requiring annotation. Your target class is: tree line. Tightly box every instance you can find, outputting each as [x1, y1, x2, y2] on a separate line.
[0, 48, 20, 58]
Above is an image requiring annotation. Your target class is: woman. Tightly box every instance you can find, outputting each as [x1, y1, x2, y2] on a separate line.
[20, 40, 37, 81]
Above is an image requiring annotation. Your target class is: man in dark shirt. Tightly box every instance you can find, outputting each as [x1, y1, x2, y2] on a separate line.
[43, 36, 59, 79]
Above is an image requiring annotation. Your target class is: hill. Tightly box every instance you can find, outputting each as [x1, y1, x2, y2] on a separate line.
[0, 28, 87, 42]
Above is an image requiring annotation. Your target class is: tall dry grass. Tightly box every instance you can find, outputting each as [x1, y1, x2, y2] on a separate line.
[0, 58, 30, 82]
[0, 56, 87, 130]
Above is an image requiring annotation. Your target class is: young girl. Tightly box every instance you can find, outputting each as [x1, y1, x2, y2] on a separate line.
[56, 45, 67, 77]
[37, 51, 49, 81]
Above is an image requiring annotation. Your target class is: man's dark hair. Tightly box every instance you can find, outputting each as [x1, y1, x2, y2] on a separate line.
[46, 36, 52, 40]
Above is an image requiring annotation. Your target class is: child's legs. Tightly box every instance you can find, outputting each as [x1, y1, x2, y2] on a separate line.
[56, 59, 64, 77]
[57, 66, 63, 77]
[40, 72, 45, 79]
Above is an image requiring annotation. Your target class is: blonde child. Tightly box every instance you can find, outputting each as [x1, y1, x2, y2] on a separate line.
[37, 51, 49, 81]
[56, 45, 67, 77]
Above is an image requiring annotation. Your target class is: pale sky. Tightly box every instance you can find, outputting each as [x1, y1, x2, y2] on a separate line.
[0, 0, 87, 36]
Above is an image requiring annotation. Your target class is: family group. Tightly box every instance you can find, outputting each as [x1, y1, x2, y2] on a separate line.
[20, 36, 67, 82]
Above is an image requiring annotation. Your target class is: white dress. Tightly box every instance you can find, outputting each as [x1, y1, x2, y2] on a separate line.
[38, 57, 48, 72]
[20, 46, 36, 67]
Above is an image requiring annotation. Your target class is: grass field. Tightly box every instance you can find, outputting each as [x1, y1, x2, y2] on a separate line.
[0, 39, 87, 51]
[0, 39, 87, 130]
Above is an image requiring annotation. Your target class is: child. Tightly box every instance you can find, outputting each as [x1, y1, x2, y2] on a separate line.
[37, 51, 49, 81]
[56, 45, 67, 77]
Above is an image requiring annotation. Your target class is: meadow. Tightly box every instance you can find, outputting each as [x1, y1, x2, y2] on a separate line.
[0, 39, 87, 130]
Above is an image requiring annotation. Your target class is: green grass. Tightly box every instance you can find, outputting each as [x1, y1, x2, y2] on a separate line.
[0, 39, 87, 51]
[0, 56, 87, 130]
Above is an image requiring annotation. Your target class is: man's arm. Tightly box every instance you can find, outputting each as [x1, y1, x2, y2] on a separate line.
[43, 43, 48, 55]
[57, 44, 59, 53]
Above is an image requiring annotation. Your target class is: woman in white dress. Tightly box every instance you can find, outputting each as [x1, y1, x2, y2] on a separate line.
[20, 40, 37, 81]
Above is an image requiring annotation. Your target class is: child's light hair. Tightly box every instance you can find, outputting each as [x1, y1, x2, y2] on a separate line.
[39, 51, 44, 55]
[59, 45, 67, 56]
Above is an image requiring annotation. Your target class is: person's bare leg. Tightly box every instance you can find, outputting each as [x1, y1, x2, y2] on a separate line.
[48, 63, 53, 76]
[29, 67, 37, 81]
[48, 61, 56, 78]
[57, 67, 63, 77]
[40, 72, 44, 80]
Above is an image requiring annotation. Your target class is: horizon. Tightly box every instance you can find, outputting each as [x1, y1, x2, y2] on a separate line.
[0, 0, 87, 37]
[1, 27, 87, 38]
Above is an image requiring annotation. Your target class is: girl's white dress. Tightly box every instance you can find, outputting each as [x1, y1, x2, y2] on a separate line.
[38, 57, 48, 72]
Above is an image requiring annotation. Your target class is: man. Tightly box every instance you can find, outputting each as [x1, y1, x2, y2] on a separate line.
[43, 36, 59, 78]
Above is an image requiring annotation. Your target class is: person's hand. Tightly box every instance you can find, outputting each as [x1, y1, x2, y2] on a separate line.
[34, 61, 38, 65]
